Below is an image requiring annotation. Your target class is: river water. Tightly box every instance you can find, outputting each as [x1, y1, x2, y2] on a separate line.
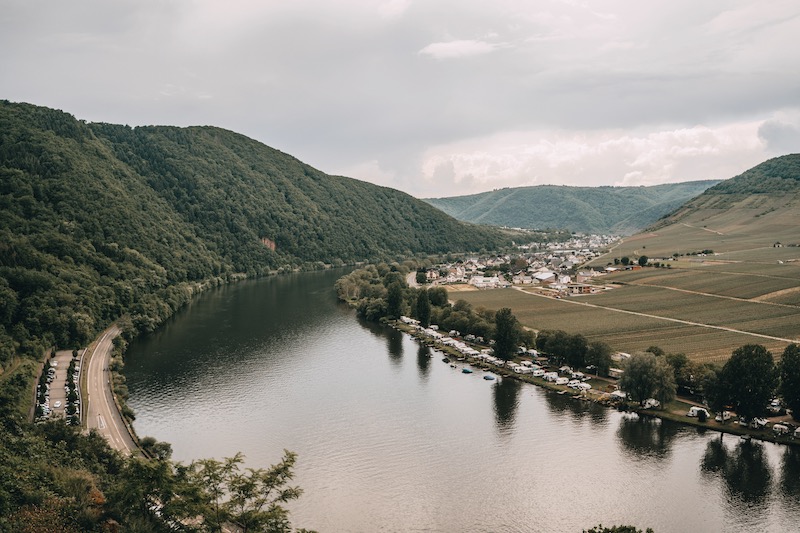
[124, 269, 800, 533]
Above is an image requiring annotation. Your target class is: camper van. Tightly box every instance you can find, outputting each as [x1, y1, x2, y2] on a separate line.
[773, 423, 790, 435]
[687, 406, 710, 418]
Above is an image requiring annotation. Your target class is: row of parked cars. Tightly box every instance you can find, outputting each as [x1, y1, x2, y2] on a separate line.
[686, 403, 799, 437]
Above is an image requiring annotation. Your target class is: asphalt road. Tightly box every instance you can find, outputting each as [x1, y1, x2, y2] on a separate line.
[84, 325, 139, 455]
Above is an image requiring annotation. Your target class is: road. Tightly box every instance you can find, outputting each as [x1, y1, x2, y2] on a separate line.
[84, 325, 139, 455]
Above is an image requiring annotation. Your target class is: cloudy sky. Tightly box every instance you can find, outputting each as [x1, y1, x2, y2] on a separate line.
[2, 1, 799, 197]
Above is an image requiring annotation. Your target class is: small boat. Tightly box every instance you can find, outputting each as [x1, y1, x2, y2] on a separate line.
[462, 368, 473, 374]
[450, 363, 456, 368]
[483, 374, 496, 380]
[442, 357, 450, 363]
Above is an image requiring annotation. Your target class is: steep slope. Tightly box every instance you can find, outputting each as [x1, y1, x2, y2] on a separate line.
[0, 100, 510, 359]
[594, 154, 800, 260]
[424, 181, 719, 235]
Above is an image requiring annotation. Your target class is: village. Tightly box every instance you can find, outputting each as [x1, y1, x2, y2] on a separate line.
[420, 233, 621, 296]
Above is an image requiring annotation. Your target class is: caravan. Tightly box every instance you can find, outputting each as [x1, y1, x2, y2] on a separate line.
[687, 406, 709, 418]
[773, 423, 790, 435]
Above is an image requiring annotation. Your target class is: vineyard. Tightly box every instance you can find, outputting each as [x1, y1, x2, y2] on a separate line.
[453, 284, 800, 362]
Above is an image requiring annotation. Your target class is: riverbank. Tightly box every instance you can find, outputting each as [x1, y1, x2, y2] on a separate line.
[389, 319, 800, 447]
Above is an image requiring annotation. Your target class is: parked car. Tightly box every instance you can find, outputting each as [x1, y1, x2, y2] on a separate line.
[643, 398, 660, 409]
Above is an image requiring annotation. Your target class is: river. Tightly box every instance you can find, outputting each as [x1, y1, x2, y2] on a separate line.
[124, 269, 800, 532]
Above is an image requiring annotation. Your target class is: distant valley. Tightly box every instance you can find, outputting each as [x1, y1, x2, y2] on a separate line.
[425, 181, 720, 235]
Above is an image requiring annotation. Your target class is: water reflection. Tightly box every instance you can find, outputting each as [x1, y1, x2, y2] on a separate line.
[492, 378, 521, 434]
[616, 413, 679, 461]
[543, 389, 608, 425]
[416, 344, 431, 379]
[781, 447, 800, 497]
[386, 328, 404, 366]
[701, 436, 772, 506]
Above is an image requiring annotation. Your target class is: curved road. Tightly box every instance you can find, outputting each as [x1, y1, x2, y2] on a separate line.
[84, 325, 139, 455]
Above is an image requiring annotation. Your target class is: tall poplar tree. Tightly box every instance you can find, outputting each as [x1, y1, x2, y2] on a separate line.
[779, 344, 800, 420]
[493, 307, 519, 361]
[415, 288, 431, 327]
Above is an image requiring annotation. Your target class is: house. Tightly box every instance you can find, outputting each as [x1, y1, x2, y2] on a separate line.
[567, 283, 593, 295]
[577, 270, 601, 283]
[469, 275, 501, 289]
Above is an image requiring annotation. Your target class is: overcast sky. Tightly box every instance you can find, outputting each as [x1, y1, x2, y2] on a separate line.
[2, 1, 799, 197]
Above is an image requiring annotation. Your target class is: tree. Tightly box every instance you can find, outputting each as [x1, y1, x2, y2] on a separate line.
[386, 283, 404, 319]
[493, 308, 519, 361]
[779, 344, 800, 420]
[586, 341, 613, 377]
[621, 256, 630, 266]
[414, 289, 431, 327]
[428, 287, 449, 307]
[415, 271, 427, 285]
[638, 255, 648, 267]
[720, 344, 777, 420]
[665, 352, 693, 392]
[190, 450, 303, 533]
[619, 352, 676, 406]
[564, 334, 588, 368]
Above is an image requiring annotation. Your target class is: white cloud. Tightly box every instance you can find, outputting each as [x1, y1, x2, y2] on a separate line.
[1, 1, 799, 198]
[417, 122, 770, 196]
[418, 39, 509, 59]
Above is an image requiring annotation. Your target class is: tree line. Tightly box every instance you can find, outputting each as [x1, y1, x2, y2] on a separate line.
[620, 343, 800, 422]
[335, 264, 535, 358]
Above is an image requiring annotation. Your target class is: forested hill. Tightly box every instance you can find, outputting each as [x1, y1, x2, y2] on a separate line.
[0, 100, 509, 360]
[424, 181, 719, 235]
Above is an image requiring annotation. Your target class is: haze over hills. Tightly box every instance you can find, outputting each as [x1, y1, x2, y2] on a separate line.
[424, 181, 720, 235]
[600, 154, 800, 261]
[0, 100, 512, 359]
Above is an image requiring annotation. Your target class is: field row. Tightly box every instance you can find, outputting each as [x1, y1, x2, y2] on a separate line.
[454, 288, 799, 361]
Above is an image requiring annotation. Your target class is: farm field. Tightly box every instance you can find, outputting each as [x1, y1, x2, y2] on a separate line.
[608, 267, 799, 300]
[452, 287, 800, 362]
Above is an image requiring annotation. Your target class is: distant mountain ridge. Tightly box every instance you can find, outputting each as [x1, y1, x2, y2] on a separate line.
[592, 153, 800, 261]
[424, 181, 721, 235]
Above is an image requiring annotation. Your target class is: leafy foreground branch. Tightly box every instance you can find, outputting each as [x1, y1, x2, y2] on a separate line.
[109, 449, 312, 533]
[0, 409, 312, 533]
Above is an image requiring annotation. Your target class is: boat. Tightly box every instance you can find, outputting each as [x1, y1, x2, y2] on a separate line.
[483, 374, 496, 380]
[462, 368, 473, 374]
[450, 363, 456, 368]
[442, 357, 450, 363]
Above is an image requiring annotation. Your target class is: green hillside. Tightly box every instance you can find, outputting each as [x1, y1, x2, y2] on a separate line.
[0, 100, 511, 362]
[424, 181, 719, 235]
[599, 154, 800, 261]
